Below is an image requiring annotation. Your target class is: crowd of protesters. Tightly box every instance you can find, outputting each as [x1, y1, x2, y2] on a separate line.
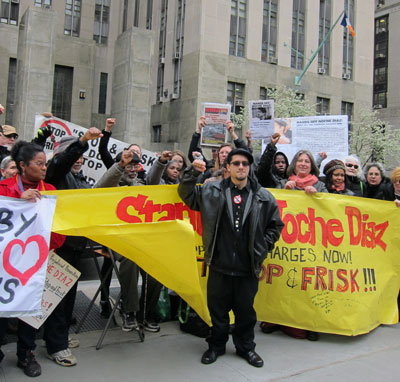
[0, 106, 399, 376]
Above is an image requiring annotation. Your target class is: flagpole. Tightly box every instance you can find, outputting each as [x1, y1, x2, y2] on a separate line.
[295, 9, 345, 86]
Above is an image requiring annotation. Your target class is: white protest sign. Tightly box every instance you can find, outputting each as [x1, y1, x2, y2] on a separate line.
[21, 251, 80, 329]
[261, 115, 349, 164]
[0, 196, 57, 317]
[34, 115, 158, 185]
[249, 100, 274, 139]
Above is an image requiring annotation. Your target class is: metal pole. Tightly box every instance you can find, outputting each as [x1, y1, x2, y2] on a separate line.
[295, 10, 345, 86]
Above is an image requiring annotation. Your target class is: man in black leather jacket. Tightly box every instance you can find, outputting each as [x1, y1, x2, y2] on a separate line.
[178, 148, 283, 368]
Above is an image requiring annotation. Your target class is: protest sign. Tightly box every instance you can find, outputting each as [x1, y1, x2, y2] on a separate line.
[42, 185, 400, 335]
[34, 115, 158, 185]
[0, 196, 57, 317]
[261, 115, 348, 163]
[21, 250, 80, 329]
[200, 103, 231, 147]
[249, 100, 274, 139]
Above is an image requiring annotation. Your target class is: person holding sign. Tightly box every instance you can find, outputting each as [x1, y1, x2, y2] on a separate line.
[280, 150, 328, 194]
[323, 160, 354, 196]
[0, 141, 65, 377]
[178, 148, 283, 367]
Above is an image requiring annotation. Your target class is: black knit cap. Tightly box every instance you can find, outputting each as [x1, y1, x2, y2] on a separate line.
[115, 151, 141, 164]
[226, 148, 253, 165]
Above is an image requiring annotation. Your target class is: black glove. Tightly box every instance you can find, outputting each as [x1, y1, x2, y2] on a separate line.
[35, 125, 53, 140]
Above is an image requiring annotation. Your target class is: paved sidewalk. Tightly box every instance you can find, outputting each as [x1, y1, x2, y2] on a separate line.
[1, 282, 399, 382]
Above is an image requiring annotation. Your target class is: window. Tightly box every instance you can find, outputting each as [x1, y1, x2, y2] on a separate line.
[122, 0, 128, 32]
[5, 58, 16, 125]
[146, 0, 153, 29]
[98, 73, 108, 114]
[227, 82, 245, 137]
[64, 0, 81, 36]
[291, 0, 305, 69]
[157, 0, 168, 101]
[260, 87, 275, 100]
[318, 0, 331, 74]
[52, 65, 73, 121]
[341, 101, 353, 132]
[94, 0, 110, 45]
[152, 125, 161, 143]
[342, 0, 354, 79]
[1, 0, 19, 25]
[230, 0, 246, 57]
[173, 0, 185, 97]
[34, 0, 51, 8]
[134, 0, 140, 27]
[261, 0, 278, 63]
[373, 15, 388, 109]
[316, 97, 330, 115]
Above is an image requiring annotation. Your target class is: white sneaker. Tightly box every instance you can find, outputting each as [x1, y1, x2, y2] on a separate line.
[68, 336, 80, 349]
[47, 348, 77, 367]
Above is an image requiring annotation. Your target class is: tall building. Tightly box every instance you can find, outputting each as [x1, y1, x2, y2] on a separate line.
[0, 1, 375, 153]
[374, 0, 399, 129]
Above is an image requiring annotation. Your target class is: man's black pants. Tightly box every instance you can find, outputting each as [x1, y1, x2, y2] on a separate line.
[206, 269, 258, 354]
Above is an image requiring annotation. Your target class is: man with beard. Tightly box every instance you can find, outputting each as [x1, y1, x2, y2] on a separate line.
[179, 148, 283, 367]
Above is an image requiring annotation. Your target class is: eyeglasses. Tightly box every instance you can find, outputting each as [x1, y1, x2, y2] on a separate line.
[31, 161, 46, 168]
[4, 134, 18, 139]
[125, 164, 140, 171]
[230, 161, 250, 167]
[345, 163, 359, 169]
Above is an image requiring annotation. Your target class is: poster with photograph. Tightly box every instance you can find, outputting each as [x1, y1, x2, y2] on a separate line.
[261, 115, 349, 164]
[249, 100, 274, 139]
[200, 103, 231, 147]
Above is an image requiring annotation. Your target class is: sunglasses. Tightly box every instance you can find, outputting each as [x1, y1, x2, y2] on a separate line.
[345, 163, 359, 169]
[230, 161, 250, 167]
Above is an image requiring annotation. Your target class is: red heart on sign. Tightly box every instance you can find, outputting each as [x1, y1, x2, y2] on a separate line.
[3, 235, 49, 286]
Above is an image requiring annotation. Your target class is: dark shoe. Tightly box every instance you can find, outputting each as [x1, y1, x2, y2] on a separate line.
[69, 316, 77, 326]
[236, 350, 264, 368]
[142, 320, 160, 333]
[201, 349, 223, 365]
[306, 331, 319, 341]
[17, 351, 41, 377]
[260, 322, 279, 334]
[122, 312, 139, 332]
[100, 300, 112, 318]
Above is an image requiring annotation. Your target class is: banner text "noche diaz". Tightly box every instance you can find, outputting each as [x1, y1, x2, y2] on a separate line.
[277, 201, 389, 251]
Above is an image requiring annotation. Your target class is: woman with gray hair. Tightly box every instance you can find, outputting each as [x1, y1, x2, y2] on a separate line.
[363, 162, 393, 200]
[343, 155, 365, 197]
[0, 155, 17, 180]
[279, 150, 327, 194]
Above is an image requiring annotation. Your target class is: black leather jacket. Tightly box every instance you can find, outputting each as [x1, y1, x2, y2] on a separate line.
[178, 166, 284, 277]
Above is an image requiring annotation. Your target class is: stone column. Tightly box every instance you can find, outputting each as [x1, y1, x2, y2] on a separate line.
[111, 27, 154, 147]
[14, 7, 56, 140]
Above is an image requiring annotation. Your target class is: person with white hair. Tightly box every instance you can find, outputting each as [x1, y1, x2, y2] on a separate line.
[0, 155, 17, 180]
[343, 155, 365, 197]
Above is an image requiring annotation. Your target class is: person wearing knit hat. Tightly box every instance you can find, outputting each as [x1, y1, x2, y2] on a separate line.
[323, 159, 354, 195]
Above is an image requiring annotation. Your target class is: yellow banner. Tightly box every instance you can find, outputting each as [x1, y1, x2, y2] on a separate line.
[43, 186, 400, 335]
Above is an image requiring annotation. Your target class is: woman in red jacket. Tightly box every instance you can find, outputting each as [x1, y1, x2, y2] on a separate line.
[0, 141, 66, 377]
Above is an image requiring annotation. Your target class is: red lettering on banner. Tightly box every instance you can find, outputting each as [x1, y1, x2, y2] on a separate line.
[277, 200, 344, 248]
[301, 267, 358, 293]
[345, 206, 388, 251]
[265, 264, 283, 284]
[277, 200, 388, 251]
[116, 194, 203, 235]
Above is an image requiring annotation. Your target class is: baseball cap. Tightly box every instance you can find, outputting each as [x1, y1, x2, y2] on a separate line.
[2, 125, 18, 138]
[226, 148, 254, 165]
